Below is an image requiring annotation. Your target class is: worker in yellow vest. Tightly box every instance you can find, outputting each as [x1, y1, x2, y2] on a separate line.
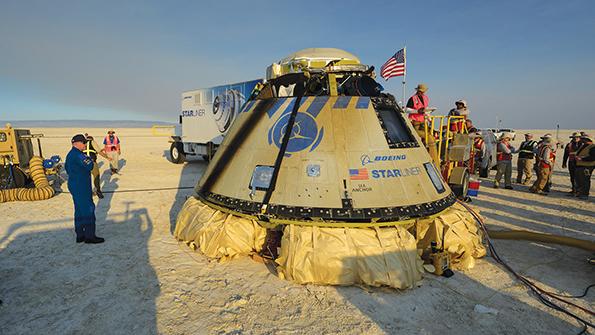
[84, 133, 110, 198]
[574, 134, 595, 200]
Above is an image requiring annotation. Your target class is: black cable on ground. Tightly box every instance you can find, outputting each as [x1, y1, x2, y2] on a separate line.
[548, 284, 595, 299]
[61, 186, 195, 195]
[457, 200, 594, 333]
[101, 186, 195, 194]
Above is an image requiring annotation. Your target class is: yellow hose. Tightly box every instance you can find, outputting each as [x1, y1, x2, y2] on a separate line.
[0, 156, 55, 203]
[488, 229, 595, 253]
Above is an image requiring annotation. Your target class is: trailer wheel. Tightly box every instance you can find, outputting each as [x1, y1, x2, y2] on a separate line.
[170, 142, 185, 164]
[449, 170, 469, 198]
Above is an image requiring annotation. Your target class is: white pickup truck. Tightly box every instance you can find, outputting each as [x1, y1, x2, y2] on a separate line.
[489, 128, 517, 141]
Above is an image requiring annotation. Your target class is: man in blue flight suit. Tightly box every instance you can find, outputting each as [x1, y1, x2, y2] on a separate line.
[65, 134, 105, 244]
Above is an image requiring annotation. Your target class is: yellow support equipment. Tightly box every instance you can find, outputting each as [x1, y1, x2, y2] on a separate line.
[151, 125, 176, 137]
[0, 156, 55, 203]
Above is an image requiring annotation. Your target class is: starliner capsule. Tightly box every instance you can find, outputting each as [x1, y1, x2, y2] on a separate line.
[175, 48, 485, 289]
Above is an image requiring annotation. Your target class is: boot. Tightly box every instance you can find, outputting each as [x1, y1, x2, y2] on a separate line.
[85, 236, 105, 244]
[94, 177, 103, 198]
[84, 224, 105, 244]
[544, 182, 551, 193]
[75, 225, 85, 243]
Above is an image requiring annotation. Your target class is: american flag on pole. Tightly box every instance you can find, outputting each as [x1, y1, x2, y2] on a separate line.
[380, 48, 406, 80]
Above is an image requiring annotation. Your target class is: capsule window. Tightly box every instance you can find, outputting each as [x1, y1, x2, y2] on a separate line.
[375, 108, 418, 148]
[424, 162, 446, 194]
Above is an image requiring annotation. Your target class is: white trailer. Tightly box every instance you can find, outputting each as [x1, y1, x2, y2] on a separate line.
[169, 79, 262, 163]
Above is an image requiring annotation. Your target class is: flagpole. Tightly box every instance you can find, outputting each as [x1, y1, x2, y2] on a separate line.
[401, 46, 407, 108]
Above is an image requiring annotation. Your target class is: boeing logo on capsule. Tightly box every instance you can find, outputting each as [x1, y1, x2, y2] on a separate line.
[360, 154, 407, 166]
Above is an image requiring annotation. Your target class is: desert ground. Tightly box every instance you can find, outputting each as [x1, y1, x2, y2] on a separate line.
[1, 127, 593, 335]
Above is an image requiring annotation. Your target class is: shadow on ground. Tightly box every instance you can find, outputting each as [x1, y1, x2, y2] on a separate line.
[164, 150, 208, 234]
[479, 190, 595, 218]
[334, 246, 590, 334]
[0, 206, 159, 335]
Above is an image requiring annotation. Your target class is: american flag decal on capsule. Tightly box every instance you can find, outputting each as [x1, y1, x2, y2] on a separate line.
[349, 168, 369, 180]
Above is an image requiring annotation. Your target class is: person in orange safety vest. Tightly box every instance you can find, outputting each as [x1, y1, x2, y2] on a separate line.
[404, 84, 439, 165]
[405, 83, 430, 123]
[530, 135, 556, 195]
[103, 129, 121, 174]
[494, 133, 517, 189]
[448, 99, 470, 133]
[472, 133, 486, 175]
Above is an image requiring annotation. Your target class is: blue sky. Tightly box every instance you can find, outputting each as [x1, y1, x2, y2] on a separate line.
[1, 0, 594, 129]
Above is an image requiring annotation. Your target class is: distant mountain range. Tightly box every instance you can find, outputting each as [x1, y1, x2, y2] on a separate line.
[0, 120, 176, 128]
